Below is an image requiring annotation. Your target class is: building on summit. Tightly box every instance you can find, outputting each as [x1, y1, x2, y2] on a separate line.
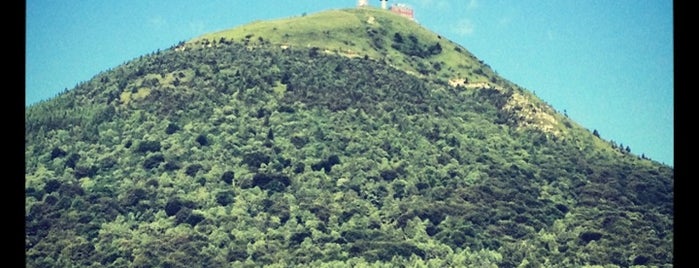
[389, 3, 414, 20]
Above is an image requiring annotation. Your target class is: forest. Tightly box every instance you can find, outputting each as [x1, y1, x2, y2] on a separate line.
[25, 31, 673, 267]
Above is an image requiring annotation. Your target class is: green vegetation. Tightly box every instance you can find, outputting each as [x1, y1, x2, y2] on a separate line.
[192, 8, 498, 84]
[26, 8, 672, 267]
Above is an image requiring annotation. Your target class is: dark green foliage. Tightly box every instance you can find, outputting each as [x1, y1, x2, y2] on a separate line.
[58, 182, 85, 197]
[74, 165, 97, 178]
[633, 255, 650, 265]
[121, 187, 148, 207]
[196, 134, 210, 146]
[145, 179, 159, 188]
[391, 33, 442, 58]
[380, 170, 398, 181]
[351, 241, 426, 262]
[65, 153, 81, 169]
[165, 123, 180, 134]
[164, 161, 181, 171]
[309, 47, 320, 58]
[242, 151, 271, 169]
[185, 164, 204, 177]
[143, 154, 165, 169]
[278, 105, 295, 113]
[293, 162, 305, 174]
[555, 203, 569, 213]
[215, 190, 235, 206]
[135, 140, 161, 153]
[26, 187, 44, 201]
[100, 156, 117, 170]
[175, 207, 205, 226]
[50, 147, 67, 159]
[165, 198, 185, 216]
[24, 25, 673, 267]
[249, 173, 291, 193]
[43, 195, 59, 206]
[221, 171, 235, 185]
[311, 155, 341, 173]
[290, 135, 308, 148]
[580, 231, 603, 244]
[290, 231, 312, 245]
[43, 179, 62, 194]
[266, 129, 274, 140]
[393, 32, 404, 43]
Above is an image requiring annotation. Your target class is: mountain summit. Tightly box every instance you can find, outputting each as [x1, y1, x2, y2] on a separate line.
[25, 8, 673, 267]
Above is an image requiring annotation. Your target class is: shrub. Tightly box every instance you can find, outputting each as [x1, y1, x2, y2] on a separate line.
[393, 32, 404, 43]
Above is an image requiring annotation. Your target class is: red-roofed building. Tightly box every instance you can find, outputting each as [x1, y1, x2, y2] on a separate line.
[390, 3, 414, 20]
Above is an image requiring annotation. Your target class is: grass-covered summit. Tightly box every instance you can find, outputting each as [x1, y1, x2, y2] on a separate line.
[25, 8, 673, 267]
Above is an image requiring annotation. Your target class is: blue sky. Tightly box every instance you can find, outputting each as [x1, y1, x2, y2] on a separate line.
[26, 0, 673, 167]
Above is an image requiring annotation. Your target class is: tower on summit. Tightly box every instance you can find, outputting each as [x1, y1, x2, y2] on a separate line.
[381, 0, 388, 9]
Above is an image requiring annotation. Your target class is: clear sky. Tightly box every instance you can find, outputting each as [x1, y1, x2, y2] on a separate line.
[26, 0, 673, 167]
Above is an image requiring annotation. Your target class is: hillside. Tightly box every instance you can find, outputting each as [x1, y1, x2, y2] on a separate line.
[25, 8, 673, 267]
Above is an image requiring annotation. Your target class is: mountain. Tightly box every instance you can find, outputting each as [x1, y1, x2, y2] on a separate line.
[25, 7, 673, 267]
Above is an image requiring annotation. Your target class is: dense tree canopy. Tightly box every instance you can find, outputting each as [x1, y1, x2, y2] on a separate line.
[25, 26, 672, 267]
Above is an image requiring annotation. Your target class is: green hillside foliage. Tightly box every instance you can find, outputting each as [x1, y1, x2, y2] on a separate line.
[26, 9, 672, 267]
[192, 8, 498, 84]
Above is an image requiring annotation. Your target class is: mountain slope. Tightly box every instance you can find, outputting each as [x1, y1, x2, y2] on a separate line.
[25, 8, 673, 267]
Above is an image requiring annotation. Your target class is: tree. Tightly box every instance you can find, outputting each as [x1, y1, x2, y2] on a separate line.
[135, 140, 161, 153]
[143, 154, 165, 169]
[50, 147, 67, 160]
[221, 171, 235, 185]
[185, 164, 204, 177]
[196, 134, 210, 146]
[393, 32, 404, 44]
[165, 123, 180, 134]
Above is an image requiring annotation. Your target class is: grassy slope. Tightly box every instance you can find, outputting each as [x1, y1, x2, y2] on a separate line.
[191, 8, 493, 83]
[188, 8, 647, 165]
